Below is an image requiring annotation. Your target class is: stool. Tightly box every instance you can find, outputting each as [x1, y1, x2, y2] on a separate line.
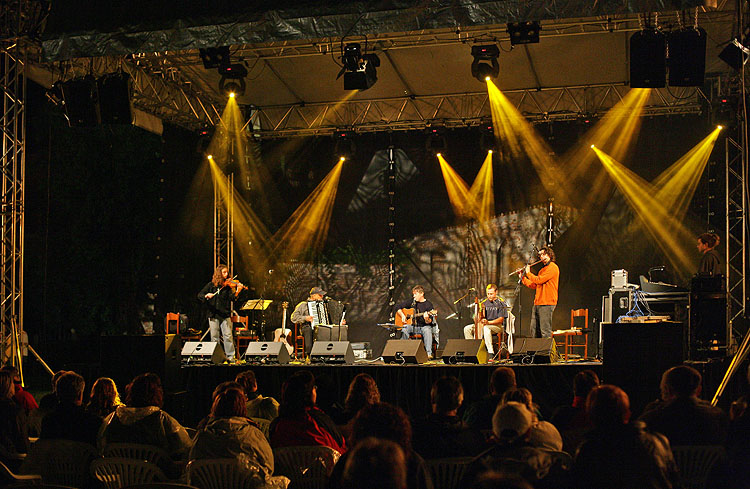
[165, 313, 180, 334]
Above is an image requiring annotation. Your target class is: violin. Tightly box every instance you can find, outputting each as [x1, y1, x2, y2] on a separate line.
[222, 276, 246, 294]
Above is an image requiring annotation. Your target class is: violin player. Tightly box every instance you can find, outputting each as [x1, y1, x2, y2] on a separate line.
[198, 264, 246, 363]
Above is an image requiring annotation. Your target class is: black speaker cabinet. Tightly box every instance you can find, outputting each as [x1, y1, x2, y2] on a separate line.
[667, 28, 707, 87]
[243, 342, 291, 365]
[310, 341, 354, 364]
[630, 28, 666, 88]
[442, 339, 487, 364]
[100, 334, 181, 391]
[602, 321, 686, 414]
[97, 73, 132, 124]
[181, 341, 227, 366]
[382, 339, 428, 364]
[511, 338, 559, 364]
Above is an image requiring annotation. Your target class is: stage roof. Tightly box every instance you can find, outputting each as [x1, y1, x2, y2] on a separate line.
[27, 0, 738, 136]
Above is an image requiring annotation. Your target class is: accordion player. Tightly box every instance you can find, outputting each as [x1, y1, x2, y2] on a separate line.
[290, 286, 347, 357]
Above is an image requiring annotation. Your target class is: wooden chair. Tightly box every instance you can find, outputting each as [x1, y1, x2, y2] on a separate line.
[165, 313, 180, 334]
[293, 323, 305, 360]
[91, 458, 168, 489]
[231, 315, 255, 354]
[553, 309, 590, 361]
[186, 458, 265, 489]
[272, 446, 340, 489]
[424, 457, 473, 489]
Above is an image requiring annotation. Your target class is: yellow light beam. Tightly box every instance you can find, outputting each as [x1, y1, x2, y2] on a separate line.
[437, 154, 478, 219]
[468, 151, 495, 223]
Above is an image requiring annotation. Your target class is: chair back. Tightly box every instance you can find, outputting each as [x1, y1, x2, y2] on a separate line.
[0, 459, 42, 485]
[272, 446, 341, 489]
[4, 485, 79, 489]
[249, 417, 272, 439]
[91, 458, 168, 489]
[186, 458, 265, 489]
[570, 309, 588, 329]
[103, 443, 172, 467]
[425, 457, 473, 489]
[21, 438, 99, 488]
[672, 445, 727, 489]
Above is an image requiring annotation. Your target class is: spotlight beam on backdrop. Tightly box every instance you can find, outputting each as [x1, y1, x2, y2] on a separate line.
[468, 151, 495, 224]
[437, 153, 478, 220]
[592, 146, 698, 278]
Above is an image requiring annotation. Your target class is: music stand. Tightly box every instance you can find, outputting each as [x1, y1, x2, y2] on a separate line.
[240, 299, 273, 339]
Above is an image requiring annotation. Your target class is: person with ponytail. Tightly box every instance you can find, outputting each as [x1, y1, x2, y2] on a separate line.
[697, 233, 722, 276]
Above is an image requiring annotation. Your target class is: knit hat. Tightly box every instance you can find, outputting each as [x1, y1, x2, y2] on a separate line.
[492, 401, 533, 441]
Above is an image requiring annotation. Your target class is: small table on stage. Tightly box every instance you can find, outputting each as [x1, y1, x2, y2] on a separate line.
[552, 328, 588, 361]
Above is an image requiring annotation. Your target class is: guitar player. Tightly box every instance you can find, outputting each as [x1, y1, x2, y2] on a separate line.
[396, 285, 437, 359]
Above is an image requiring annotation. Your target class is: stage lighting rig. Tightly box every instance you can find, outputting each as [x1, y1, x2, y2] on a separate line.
[218, 63, 248, 97]
[507, 21, 541, 46]
[199, 46, 230, 69]
[338, 42, 381, 91]
[471, 44, 500, 82]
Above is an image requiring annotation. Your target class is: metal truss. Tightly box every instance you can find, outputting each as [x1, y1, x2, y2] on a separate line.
[0, 45, 25, 368]
[726, 135, 746, 340]
[214, 173, 234, 273]
[247, 83, 708, 139]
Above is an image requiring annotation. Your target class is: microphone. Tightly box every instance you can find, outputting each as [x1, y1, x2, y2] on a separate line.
[649, 266, 666, 271]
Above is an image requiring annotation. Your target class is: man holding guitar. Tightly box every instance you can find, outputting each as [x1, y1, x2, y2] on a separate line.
[396, 285, 437, 359]
[462, 284, 508, 358]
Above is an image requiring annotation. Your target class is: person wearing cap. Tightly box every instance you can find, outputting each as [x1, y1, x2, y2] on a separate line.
[460, 402, 557, 489]
[291, 286, 346, 358]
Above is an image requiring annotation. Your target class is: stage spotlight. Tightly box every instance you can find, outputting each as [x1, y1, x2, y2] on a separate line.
[630, 28, 666, 88]
[426, 127, 447, 154]
[199, 46, 230, 69]
[218, 63, 248, 97]
[207, 154, 213, 160]
[507, 21, 541, 46]
[471, 44, 500, 82]
[334, 131, 356, 158]
[338, 43, 380, 91]
[667, 27, 706, 87]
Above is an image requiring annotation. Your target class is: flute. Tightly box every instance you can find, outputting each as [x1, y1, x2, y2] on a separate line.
[508, 258, 543, 276]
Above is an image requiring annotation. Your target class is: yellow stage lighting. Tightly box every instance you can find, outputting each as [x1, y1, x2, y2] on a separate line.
[207, 154, 213, 160]
[717, 125, 723, 130]
[229, 92, 236, 98]
[590, 145, 595, 149]
[339, 156, 346, 162]
[436, 153, 442, 157]
[488, 150, 493, 154]
[485, 76, 490, 81]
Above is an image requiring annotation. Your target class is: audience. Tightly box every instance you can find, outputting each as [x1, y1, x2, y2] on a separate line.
[338, 373, 380, 426]
[461, 402, 557, 489]
[572, 384, 679, 489]
[29, 369, 68, 436]
[639, 365, 728, 446]
[235, 370, 279, 420]
[463, 367, 516, 430]
[86, 377, 122, 419]
[329, 402, 433, 489]
[411, 376, 486, 459]
[0, 365, 38, 415]
[727, 364, 750, 488]
[189, 386, 273, 477]
[471, 471, 535, 489]
[40, 371, 102, 446]
[340, 437, 407, 489]
[268, 370, 346, 453]
[98, 372, 192, 460]
[501, 387, 562, 451]
[0, 370, 29, 469]
[196, 381, 244, 430]
[550, 369, 599, 453]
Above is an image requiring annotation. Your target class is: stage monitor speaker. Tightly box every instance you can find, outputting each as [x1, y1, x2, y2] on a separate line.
[243, 342, 291, 365]
[511, 338, 559, 364]
[630, 28, 666, 88]
[310, 341, 354, 365]
[381, 339, 428, 364]
[442, 339, 487, 364]
[181, 341, 227, 366]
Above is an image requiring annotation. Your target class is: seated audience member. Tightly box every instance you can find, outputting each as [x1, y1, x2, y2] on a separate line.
[313, 373, 346, 421]
[412, 376, 485, 459]
[471, 471, 534, 489]
[329, 402, 433, 489]
[196, 381, 244, 430]
[341, 437, 407, 489]
[572, 384, 679, 489]
[235, 370, 279, 420]
[0, 370, 29, 468]
[86, 377, 122, 419]
[268, 370, 346, 454]
[461, 402, 557, 489]
[337, 373, 380, 438]
[98, 372, 192, 460]
[40, 371, 102, 446]
[464, 367, 516, 430]
[727, 364, 750, 488]
[0, 365, 38, 414]
[190, 386, 273, 477]
[550, 369, 598, 453]
[640, 365, 728, 446]
[29, 369, 68, 436]
[501, 388, 562, 451]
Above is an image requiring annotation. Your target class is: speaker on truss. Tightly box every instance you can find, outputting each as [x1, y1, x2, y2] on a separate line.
[630, 28, 666, 88]
[442, 339, 487, 364]
[243, 342, 291, 365]
[60, 76, 100, 127]
[97, 73, 133, 124]
[310, 341, 354, 364]
[668, 28, 707, 87]
[381, 339, 428, 365]
[181, 341, 227, 366]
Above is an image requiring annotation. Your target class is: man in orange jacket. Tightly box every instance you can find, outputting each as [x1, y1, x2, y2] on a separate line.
[519, 246, 559, 338]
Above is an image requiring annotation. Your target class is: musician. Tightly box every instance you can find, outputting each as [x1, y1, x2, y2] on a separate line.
[519, 246, 559, 338]
[396, 285, 436, 359]
[462, 284, 508, 357]
[290, 287, 346, 358]
[198, 265, 246, 363]
[697, 232, 722, 276]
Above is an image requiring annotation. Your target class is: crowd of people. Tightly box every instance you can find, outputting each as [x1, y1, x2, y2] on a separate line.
[0, 363, 749, 489]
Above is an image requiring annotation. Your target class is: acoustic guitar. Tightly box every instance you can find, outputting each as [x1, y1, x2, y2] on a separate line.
[273, 301, 294, 355]
[394, 308, 438, 327]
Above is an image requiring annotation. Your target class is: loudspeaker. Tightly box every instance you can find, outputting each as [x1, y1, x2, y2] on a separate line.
[630, 29, 666, 88]
[668, 28, 706, 87]
[511, 338, 559, 364]
[60, 77, 100, 126]
[181, 341, 227, 366]
[97, 73, 132, 124]
[442, 339, 487, 364]
[310, 341, 354, 364]
[243, 342, 290, 365]
[381, 339, 428, 364]
[100, 334, 181, 391]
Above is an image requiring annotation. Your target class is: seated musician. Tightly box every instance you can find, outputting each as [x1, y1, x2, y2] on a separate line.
[290, 286, 346, 358]
[396, 285, 437, 359]
[463, 284, 508, 357]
